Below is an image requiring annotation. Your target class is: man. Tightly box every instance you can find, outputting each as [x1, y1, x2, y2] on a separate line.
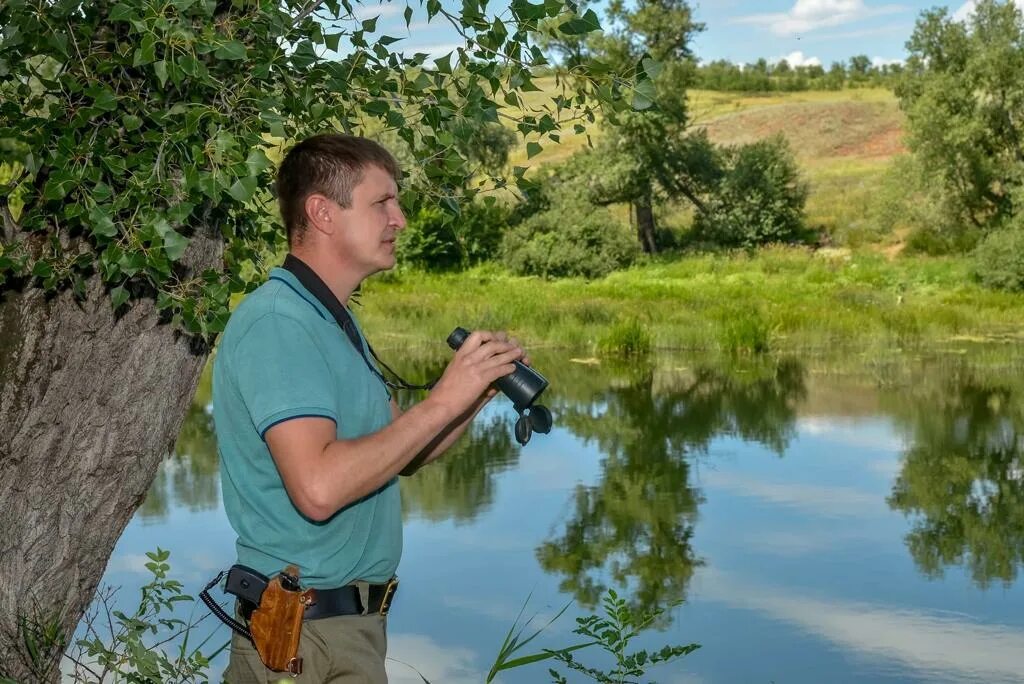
[212, 134, 525, 682]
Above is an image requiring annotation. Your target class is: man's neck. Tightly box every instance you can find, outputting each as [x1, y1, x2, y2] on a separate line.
[287, 248, 362, 307]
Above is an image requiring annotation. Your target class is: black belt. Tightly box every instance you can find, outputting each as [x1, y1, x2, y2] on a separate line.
[303, 578, 399, 620]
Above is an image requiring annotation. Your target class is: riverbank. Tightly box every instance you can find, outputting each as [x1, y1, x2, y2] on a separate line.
[356, 248, 1024, 355]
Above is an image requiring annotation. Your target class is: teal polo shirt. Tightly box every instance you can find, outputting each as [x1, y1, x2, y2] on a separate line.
[212, 267, 400, 589]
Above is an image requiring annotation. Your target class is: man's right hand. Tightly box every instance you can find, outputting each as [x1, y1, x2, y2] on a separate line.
[427, 330, 524, 416]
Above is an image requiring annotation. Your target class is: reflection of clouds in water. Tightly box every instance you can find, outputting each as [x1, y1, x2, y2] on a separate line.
[796, 416, 906, 453]
[441, 595, 573, 635]
[516, 445, 594, 492]
[387, 633, 481, 684]
[187, 549, 231, 572]
[699, 471, 882, 518]
[735, 529, 847, 556]
[700, 569, 1024, 684]
[107, 553, 153, 575]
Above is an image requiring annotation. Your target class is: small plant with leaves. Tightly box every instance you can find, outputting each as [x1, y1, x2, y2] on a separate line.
[547, 590, 699, 684]
[487, 589, 699, 684]
[64, 548, 223, 683]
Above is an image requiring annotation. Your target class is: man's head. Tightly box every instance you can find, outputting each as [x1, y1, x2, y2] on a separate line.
[277, 134, 406, 279]
[277, 134, 402, 245]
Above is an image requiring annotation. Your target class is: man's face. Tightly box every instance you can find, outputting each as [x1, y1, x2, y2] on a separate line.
[332, 164, 406, 277]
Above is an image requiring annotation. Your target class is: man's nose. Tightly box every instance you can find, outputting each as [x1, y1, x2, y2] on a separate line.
[392, 207, 407, 230]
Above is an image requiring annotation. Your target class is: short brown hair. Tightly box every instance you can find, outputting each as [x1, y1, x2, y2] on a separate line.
[276, 134, 401, 244]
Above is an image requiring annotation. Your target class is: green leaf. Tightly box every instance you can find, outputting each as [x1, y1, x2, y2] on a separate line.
[324, 32, 342, 52]
[110, 285, 130, 310]
[31, 261, 53, 279]
[244, 149, 271, 176]
[363, 100, 389, 115]
[122, 114, 143, 132]
[641, 56, 663, 79]
[109, 3, 134, 21]
[404, 4, 413, 27]
[163, 230, 190, 261]
[91, 89, 118, 112]
[362, 15, 378, 32]
[558, 9, 601, 35]
[526, 141, 542, 158]
[88, 206, 118, 237]
[153, 60, 168, 87]
[214, 40, 247, 60]
[134, 35, 157, 66]
[227, 176, 258, 203]
[434, 52, 453, 74]
[632, 78, 656, 110]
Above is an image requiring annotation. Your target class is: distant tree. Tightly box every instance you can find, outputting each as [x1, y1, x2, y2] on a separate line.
[897, 0, 1024, 233]
[825, 61, 847, 89]
[542, 0, 706, 253]
[849, 54, 872, 78]
[693, 135, 809, 247]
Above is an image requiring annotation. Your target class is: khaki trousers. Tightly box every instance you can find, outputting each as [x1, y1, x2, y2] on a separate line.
[224, 612, 388, 684]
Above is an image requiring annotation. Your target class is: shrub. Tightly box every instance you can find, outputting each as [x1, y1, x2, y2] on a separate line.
[501, 194, 639, 279]
[397, 201, 511, 271]
[972, 221, 1024, 292]
[597, 318, 653, 356]
[694, 135, 809, 248]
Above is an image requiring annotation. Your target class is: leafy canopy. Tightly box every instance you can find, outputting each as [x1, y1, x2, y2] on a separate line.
[0, 0, 633, 337]
[897, 0, 1024, 231]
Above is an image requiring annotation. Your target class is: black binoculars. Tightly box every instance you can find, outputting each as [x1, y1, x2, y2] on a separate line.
[447, 327, 553, 446]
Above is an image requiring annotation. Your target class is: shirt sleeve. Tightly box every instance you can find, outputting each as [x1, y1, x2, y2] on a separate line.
[230, 313, 339, 439]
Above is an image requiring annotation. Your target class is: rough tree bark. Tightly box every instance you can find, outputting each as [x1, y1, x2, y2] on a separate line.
[635, 194, 658, 254]
[0, 229, 222, 682]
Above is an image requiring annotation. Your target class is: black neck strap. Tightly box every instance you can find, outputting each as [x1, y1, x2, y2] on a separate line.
[279, 254, 435, 392]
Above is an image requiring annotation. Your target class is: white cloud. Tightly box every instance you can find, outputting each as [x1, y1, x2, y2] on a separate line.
[700, 570, 1024, 683]
[953, 0, 1024, 23]
[773, 50, 822, 67]
[733, 0, 907, 37]
[399, 42, 465, 60]
[352, 2, 406, 22]
[386, 633, 481, 684]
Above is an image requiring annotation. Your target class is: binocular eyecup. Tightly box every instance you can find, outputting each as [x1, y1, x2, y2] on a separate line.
[447, 327, 553, 446]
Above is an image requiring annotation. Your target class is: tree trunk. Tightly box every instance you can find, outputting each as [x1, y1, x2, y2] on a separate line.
[635, 194, 658, 254]
[0, 233, 221, 681]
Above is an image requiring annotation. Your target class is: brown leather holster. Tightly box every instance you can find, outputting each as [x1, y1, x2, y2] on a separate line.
[248, 565, 316, 675]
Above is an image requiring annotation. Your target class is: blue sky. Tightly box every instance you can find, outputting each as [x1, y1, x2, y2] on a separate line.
[366, 0, 1018, 67]
[690, 0, 1004, 67]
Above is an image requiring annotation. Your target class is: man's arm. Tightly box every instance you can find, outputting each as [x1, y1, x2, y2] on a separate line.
[395, 335, 530, 475]
[264, 331, 522, 521]
[394, 392, 491, 476]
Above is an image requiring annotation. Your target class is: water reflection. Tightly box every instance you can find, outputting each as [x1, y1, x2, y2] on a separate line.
[157, 350, 1024, 604]
[140, 401, 220, 521]
[885, 359, 1024, 588]
[400, 413, 521, 523]
[537, 358, 807, 616]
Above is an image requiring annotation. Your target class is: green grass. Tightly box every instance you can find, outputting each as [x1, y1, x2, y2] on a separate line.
[356, 248, 1024, 356]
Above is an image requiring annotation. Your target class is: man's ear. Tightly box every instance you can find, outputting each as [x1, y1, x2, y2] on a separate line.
[303, 193, 335, 236]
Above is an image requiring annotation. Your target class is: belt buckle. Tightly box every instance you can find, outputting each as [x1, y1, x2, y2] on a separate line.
[379, 577, 399, 616]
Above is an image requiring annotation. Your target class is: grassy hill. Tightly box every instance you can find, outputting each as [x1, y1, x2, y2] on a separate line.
[505, 82, 908, 248]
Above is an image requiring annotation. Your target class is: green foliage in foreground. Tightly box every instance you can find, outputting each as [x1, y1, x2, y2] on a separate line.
[486, 589, 698, 684]
[363, 249, 1024, 355]
[65, 548, 220, 683]
[0, 0, 624, 338]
